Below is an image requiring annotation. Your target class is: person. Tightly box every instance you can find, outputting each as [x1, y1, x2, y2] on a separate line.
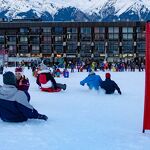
[101, 73, 122, 95]
[0, 65, 3, 74]
[36, 65, 66, 91]
[15, 67, 30, 91]
[0, 71, 48, 122]
[80, 70, 102, 90]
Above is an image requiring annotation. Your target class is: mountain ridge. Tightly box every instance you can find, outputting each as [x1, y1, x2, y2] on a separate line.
[0, 0, 150, 21]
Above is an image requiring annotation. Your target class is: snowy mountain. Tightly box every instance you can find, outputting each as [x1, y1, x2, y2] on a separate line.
[0, 0, 150, 21]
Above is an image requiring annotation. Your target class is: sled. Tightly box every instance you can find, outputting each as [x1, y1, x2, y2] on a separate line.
[40, 87, 61, 92]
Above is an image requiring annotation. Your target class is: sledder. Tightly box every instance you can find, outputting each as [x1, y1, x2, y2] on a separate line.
[36, 64, 66, 92]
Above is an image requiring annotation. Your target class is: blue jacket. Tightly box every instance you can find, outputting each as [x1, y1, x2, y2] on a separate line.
[0, 84, 39, 122]
[101, 78, 121, 94]
[80, 73, 102, 90]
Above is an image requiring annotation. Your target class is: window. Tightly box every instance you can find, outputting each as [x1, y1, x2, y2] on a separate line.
[67, 44, 77, 53]
[42, 36, 51, 43]
[19, 45, 28, 53]
[81, 42, 91, 53]
[81, 28, 91, 34]
[122, 27, 133, 33]
[32, 45, 40, 53]
[67, 34, 77, 41]
[81, 34, 91, 41]
[42, 27, 51, 33]
[30, 36, 40, 44]
[55, 36, 63, 42]
[94, 34, 105, 40]
[108, 41, 119, 54]
[137, 33, 145, 39]
[55, 45, 63, 53]
[7, 36, 16, 44]
[30, 27, 40, 33]
[67, 28, 77, 33]
[123, 34, 133, 40]
[53, 27, 63, 34]
[122, 41, 134, 53]
[20, 28, 28, 33]
[8, 45, 16, 53]
[7, 36, 16, 42]
[0, 36, 5, 43]
[108, 33, 119, 40]
[137, 42, 145, 52]
[19, 36, 28, 43]
[42, 45, 51, 53]
[94, 27, 105, 33]
[94, 42, 105, 53]
[108, 27, 119, 33]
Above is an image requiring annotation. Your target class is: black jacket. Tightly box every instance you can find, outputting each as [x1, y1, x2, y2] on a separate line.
[101, 78, 121, 94]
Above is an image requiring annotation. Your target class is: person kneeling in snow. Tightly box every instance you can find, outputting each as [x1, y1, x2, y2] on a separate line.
[36, 68, 66, 92]
[101, 73, 121, 95]
[0, 71, 48, 122]
[80, 70, 102, 90]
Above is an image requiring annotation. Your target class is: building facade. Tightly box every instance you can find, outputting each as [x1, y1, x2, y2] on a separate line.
[0, 20, 146, 63]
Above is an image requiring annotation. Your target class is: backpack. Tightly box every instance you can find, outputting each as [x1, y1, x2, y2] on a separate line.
[39, 74, 47, 84]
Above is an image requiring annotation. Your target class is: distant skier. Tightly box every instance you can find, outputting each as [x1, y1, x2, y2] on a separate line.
[101, 73, 121, 95]
[0, 71, 48, 122]
[80, 70, 102, 90]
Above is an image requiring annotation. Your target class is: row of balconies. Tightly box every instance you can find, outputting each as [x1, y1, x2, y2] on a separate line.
[1, 41, 145, 47]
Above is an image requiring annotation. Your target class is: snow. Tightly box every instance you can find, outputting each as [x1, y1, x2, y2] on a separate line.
[0, 67, 150, 150]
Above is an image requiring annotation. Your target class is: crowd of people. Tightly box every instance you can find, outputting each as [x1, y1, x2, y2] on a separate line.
[0, 57, 144, 123]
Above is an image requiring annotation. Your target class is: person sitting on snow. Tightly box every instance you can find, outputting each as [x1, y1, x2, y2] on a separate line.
[0, 71, 48, 122]
[36, 64, 66, 91]
[80, 70, 102, 90]
[101, 73, 122, 95]
[15, 67, 30, 91]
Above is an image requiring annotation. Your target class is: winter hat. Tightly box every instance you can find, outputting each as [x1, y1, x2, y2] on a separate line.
[105, 73, 111, 79]
[3, 71, 16, 86]
[15, 67, 23, 73]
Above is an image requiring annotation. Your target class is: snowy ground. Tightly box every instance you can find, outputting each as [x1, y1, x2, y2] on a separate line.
[0, 68, 150, 150]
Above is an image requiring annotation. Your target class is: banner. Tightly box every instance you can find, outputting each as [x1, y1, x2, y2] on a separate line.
[143, 21, 150, 132]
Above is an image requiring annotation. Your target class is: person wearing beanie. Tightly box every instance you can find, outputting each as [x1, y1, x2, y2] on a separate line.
[101, 73, 122, 95]
[80, 70, 103, 90]
[0, 71, 48, 122]
[15, 67, 30, 91]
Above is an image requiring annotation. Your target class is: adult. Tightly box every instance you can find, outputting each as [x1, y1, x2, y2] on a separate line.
[36, 65, 66, 91]
[0, 71, 48, 122]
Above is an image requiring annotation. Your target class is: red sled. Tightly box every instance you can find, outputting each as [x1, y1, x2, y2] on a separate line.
[40, 87, 61, 92]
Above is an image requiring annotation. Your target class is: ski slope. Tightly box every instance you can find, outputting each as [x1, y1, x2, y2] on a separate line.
[0, 67, 150, 150]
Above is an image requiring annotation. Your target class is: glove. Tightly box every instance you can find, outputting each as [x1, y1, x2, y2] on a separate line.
[80, 82, 84, 86]
[38, 114, 48, 121]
